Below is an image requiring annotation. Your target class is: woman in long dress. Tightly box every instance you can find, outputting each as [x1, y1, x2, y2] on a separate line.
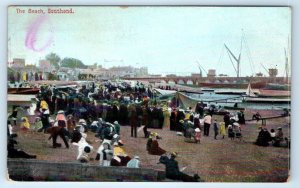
[163, 106, 170, 130]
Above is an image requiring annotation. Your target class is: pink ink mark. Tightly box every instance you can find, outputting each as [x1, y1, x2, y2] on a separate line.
[25, 14, 54, 52]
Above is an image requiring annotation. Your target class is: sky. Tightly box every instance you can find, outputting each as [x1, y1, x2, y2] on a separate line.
[8, 6, 291, 77]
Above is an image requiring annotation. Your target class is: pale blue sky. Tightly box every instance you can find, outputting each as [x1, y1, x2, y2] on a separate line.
[8, 6, 291, 76]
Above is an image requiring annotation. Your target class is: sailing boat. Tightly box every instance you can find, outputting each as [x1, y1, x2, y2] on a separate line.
[245, 83, 256, 97]
[243, 83, 290, 103]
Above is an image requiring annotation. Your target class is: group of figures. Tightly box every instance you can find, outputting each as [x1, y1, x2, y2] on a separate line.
[7, 81, 289, 182]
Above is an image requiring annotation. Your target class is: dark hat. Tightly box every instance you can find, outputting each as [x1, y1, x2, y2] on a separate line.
[84, 146, 91, 153]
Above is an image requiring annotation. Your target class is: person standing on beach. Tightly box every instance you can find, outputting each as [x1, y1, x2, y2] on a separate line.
[170, 108, 177, 131]
[219, 122, 226, 139]
[238, 110, 246, 125]
[129, 105, 138, 138]
[46, 126, 69, 148]
[223, 113, 230, 129]
[203, 113, 212, 136]
[213, 119, 219, 139]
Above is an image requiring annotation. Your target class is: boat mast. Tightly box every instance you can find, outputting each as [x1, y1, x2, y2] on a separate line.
[224, 44, 241, 78]
[284, 35, 290, 83]
[196, 61, 207, 77]
[284, 48, 289, 81]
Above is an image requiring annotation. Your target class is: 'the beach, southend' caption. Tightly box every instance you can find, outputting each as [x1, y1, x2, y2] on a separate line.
[16, 7, 75, 14]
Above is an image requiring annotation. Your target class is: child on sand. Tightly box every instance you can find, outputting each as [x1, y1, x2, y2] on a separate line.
[213, 119, 219, 140]
[194, 128, 201, 143]
[219, 122, 226, 139]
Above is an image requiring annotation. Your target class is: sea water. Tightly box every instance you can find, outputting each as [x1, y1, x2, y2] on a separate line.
[186, 91, 290, 110]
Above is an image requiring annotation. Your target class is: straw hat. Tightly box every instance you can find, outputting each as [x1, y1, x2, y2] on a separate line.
[171, 152, 178, 157]
[78, 119, 86, 124]
[57, 110, 64, 114]
[233, 122, 239, 126]
[118, 140, 124, 146]
[149, 132, 158, 138]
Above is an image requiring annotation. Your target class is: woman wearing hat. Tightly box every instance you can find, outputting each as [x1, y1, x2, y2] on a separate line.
[146, 132, 155, 152]
[176, 109, 185, 131]
[162, 106, 171, 130]
[170, 108, 177, 131]
[203, 113, 212, 136]
[72, 133, 93, 163]
[149, 133, 166, 156]
[20, 117, 30, 131]
[273, 127, 284, 147]
[56, 110, 67, 128]
[34, 117, 43, 131]
[111, 142, 131, 166]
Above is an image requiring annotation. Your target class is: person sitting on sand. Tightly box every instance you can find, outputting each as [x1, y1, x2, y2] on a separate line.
[8, 120, 17, 139]
[33, 117, 43, 131]
[20, 117, 30, 131]
[8, 137, 36, 159]
[111, 142, 131, 166]
[148, 133, 166, 156]
[233, 122, 242, 141]
[159, 152, 202, 182]
[254, 127, 271, 146]
[273, 127, 284, 147]
[72, 133, 93, 163]
[252, 112, 262, 122]
[101, 142, 114, 166]
[127, 156, 140, 168]
[95, 123, 117, 166]
[270, 129, 276, 143]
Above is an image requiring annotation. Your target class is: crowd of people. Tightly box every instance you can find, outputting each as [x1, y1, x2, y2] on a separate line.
[7, 81, 289, 182]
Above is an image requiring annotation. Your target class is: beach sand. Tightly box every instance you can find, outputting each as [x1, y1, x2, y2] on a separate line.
[11, 109, 290, 182]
